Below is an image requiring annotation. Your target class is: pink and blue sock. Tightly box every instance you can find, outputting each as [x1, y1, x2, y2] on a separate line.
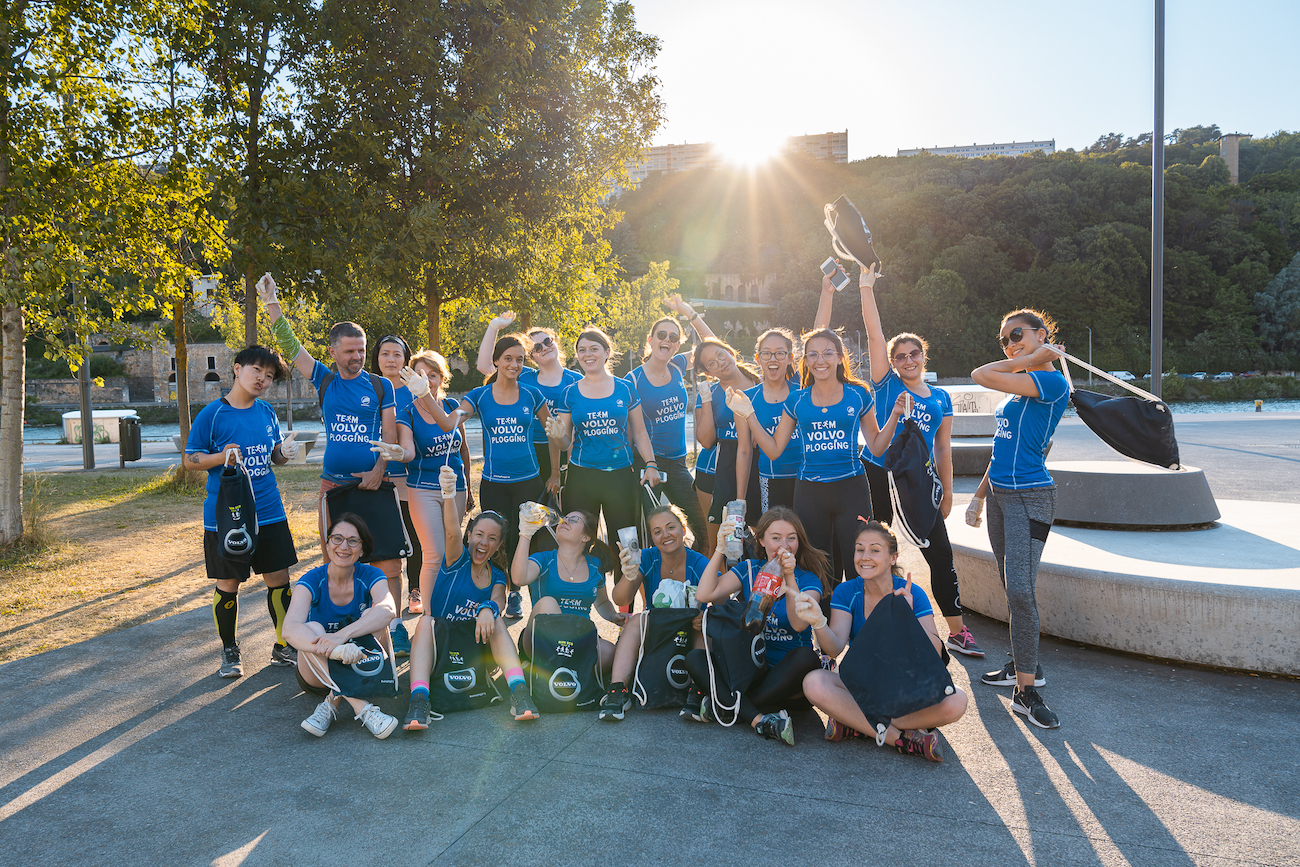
[505, 667, 525, 690]
[411, 680, 429, 699]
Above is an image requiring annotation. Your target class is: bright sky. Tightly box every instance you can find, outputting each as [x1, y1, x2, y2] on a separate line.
[630, 0, 1299, 163]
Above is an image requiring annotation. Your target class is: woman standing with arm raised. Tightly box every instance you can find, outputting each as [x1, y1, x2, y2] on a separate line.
[693, 337, 762, 534]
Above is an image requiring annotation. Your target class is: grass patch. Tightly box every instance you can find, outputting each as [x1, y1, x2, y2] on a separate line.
[0, 475, 65, 568]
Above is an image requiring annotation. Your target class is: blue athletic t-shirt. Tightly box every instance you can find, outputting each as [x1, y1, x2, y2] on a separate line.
[695, 444, 717, 475]
[637, 547, 710, 603]
[782, 384, 875, 482]
[310, 361, 396, 483]
[991, 369, 1069, 490]
[186, 397, 288, 530]
[528, 550, 605, 616]
[464, 383, 545, 482]
[399, 396, 466, 492]
[520, 366, 581, 445]
[733, 558, 823, 664]
[625, 353, 690, 459]
[427, 549, 507, 621]
[559, 378, 641, 470]
[830, 575, 933, 643]
[695, 381, 740, 442]
[746, 380, 800, 479]
[865, 370, 953, 468]
[294, 563, 388, 633]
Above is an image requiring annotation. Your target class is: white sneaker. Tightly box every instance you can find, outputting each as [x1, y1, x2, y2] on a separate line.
[301, 699, 336, 737]
[329, 642, 366, 664]
[355, 703, 399, 739]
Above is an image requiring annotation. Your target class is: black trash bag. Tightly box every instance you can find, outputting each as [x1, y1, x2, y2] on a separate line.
[699, 598, 767, 726]
[323, 480, 412, 561]
[824, 194, 880, 269]
[838, 594, 955, 740]
[884, 418, 943, 548]
[429, 618, 504, 713]
[1071, 389, 1181, 470]
[311, 632, 398, 700]
[215, 457, 258, 564]
[631, 608, 698, 709]
[526, 613, 603, 713]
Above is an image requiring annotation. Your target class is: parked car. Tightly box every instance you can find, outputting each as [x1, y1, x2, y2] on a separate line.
[1213, 372, 1234, 381]
[1238, 371, 1261, 378]
[1107, 370, 1137, 381]
[1190, 372, 1208, 380]
[923, 371, 937, 384]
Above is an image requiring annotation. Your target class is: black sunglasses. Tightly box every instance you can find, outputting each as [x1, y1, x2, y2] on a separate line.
[655, 330, 681, 343]
[530, 336, 555, 353]
[999, 327, 1029, 348]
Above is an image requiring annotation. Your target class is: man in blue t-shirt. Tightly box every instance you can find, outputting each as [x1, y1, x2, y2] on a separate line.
[259, 275, 408, 643]
[184, 345, 300, 679]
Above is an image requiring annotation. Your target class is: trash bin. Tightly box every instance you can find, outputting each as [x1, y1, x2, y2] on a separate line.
[119, 415, 142, 466]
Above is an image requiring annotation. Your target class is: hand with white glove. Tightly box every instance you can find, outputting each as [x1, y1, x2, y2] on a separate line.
[697, 380, 713, 403]
[256, 273, 278, 306]
[329, 642, 366, 664]
[278, 435, 299, 461]
[489, 311, 517, 329]
[716, 518, 739, 554]
[792, 591, 827, 630]
[399, 366, 430, 398]
[545, 414, 567, 441]
[368, 439, 404, 462]
[724, 387, 753, 419]
[965, 496, 984, 528]
[438, 465, 458, 499]
[618, 544, 640, 583]
[518, 502, 545, 539]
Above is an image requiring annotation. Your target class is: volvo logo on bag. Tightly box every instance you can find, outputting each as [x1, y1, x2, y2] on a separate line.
[223, 526, 253, 556]
[666, 654, 690, 690]
[548, 667, 580, 701]
[750, 634, 766, 669]
[352, 649, 385, 676]
[444, 669, 477, 692]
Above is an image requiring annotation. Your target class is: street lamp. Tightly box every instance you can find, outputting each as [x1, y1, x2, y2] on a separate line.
[1085, 326, 1093, 386]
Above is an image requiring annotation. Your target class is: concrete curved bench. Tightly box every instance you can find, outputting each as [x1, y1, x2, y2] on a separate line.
[947, 499, 1300, 675]
[1050, 460, 1220, 527]
[952, 437, 1053, 476]
[950, 413, 996, 437]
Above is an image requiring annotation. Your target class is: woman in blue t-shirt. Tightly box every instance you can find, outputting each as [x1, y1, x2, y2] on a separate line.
[734, 328, 907, 587]
[692, 443, 718, 554]
[402, 466, 542, 729]
[687, 507, 832, 745]
[547, 327, 662, 585]
[799, 520, 968, 761]
[511, 508, 625, 676]
[598, 504, 712, 721]
[968, 309, 1069, 731]
[744, 327, 801, 514]
[693, 336, 763, 540]
[624, 299, 713, 550]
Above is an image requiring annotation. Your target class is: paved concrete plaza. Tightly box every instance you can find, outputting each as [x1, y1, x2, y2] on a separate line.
[3, 412, 1298, 865]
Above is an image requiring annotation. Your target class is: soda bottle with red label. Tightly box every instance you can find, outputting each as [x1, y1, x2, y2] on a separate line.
[743, 557, 783, 634]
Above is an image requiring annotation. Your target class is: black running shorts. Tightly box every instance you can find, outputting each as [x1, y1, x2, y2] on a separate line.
[204, 520, 299, 583]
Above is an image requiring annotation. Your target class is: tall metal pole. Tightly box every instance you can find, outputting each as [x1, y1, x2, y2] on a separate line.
[1151, 0, 1165, 398]
[1086, 326, 1093, 386]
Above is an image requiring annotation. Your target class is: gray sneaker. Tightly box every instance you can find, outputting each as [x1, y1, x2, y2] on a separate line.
[269, 643, 297, 667]
[218, 645, 243, 679]
[755, 710, 795, 746]
[301, 699, 336, 737]
[355, 703, 399, 739]
[981, 655, 1045, 687]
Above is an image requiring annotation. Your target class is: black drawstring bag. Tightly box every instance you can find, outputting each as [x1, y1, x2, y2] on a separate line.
[1059, 354, 1181, 470]
[429, 619, 504, 713]
[824, 194, 880, 269]
[884, 418, 943, 548]
[323, 480, 412, 561]
[298, 632, 399, 700]
[526, 613, 603, 713]
[700, 599, 768, 727]
[838, 594, 955, 743]
[631, 608, 698, 709]
[216, 455, 258, 564]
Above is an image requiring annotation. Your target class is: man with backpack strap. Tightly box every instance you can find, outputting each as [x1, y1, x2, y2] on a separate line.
[259, 275, 408, 649]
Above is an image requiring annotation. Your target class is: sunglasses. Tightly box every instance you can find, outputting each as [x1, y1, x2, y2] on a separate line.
[655, 330, 681, 344]
[530, 335, 555, 353]
[999, 327, 1036, 348]
[893, 348, 924, 363]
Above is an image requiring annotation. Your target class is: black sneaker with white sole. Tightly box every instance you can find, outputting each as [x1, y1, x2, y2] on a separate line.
[504, 591, 524, 620]
[1012, 685, 1060, 729]
[981, 656, 1045, 687]
[598, 684, 632, 721]
[218, 644, 243, 678]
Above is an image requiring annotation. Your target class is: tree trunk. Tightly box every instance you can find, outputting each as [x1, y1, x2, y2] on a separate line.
[175, 290, 191, 443]
[425, 277, 442, 350]
[0, 303, 25, 544]
[244, 262, 257, 347]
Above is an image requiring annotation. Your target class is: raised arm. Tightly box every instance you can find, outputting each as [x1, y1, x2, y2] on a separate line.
[666, 293, 714, 342]
[862, 393, 907, 457]
[740, 405, 795, 461]
[813, 268, 838, 331]
[257, 274, 316, 380]
[696, 530, 743, 604]
[476, 312, 516, 376]
[693, 382, 717, 449]
[971, 344, 1063, 397]
[439, 467, 464, 564]
[857, 264, 888, 383]
[510, 543, 543, 587]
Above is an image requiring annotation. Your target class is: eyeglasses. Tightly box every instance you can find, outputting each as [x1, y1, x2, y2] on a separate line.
[327, 534, 363, 548]
[561, 514, 584, 525]
[892, 349, 924, 363]
[530, 336, 554, 354]
[758, 349, 790, 361]
[999, 327, 1032, 348]
[655, 330, 681, 344]
[702, 353, 731, 371]
[804, 350, 841, 362]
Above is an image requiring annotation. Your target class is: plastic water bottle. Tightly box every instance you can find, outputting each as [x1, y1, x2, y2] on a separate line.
[723, 500, 746, 561]
[743, 557, 782, 634]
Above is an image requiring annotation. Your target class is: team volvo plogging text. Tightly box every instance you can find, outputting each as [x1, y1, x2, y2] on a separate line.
[187, 266, 1070, 750]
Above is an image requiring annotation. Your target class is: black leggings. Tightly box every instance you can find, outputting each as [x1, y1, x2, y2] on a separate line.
[864, 462, 961, 617]
[759, 476, 797, 513]
[684, 645, 820, 723]
[479, 475, 545, 583]
[562, 463, 640, 553]
[400, 498, 422, 596]
[637, 454, 708, 552]
[709, 440, 762, 525]
[794, 475, 873, 588]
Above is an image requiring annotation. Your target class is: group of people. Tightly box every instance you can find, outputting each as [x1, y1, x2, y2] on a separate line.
[186, 260, 1070, 753]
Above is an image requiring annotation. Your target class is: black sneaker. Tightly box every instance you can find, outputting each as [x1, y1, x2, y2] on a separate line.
[269, 643, 297, 667]
[1012, 686, 1060, 729]
[754, 710, 794, 746]
[599, 684, 632, 721]
[218, 644, 243, 678]
[680, 687, 706, 720]
[504, 591, 524, 620]
[981, 655, 1045, 687]
[510, 683, 539, 721]
[403, 694, 431, 731]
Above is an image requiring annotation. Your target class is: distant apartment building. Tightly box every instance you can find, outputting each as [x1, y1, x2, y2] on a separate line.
[784, 131, 848, 163]
[897, 139, 1055, 158]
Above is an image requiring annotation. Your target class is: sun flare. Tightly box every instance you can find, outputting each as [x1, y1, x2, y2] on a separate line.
[715, 130, 787, 168]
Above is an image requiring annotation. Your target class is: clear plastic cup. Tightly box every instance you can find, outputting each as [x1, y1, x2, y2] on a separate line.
[617, 526, 640, 555]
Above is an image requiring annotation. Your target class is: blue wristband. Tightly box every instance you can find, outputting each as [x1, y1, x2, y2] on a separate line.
[478, 601, 500, 619]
